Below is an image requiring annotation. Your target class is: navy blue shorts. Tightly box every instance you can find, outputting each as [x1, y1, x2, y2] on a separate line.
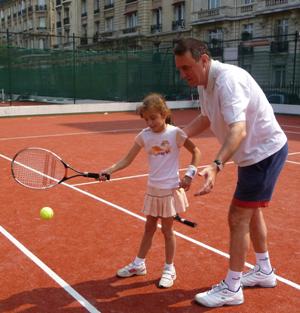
[232, 142, 288, 208]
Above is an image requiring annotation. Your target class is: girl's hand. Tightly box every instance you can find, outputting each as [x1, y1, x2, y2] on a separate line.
[194, 164, 218, 196]
[180, 176, 192, 191]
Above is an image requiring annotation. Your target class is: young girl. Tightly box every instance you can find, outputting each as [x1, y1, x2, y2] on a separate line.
[100, 93, 201, 288]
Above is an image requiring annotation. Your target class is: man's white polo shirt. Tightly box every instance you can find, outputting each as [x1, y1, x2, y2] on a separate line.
[198, 60, 287, 167]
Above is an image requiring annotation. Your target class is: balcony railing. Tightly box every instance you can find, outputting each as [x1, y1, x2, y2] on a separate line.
[192, 6, 235, 23]
[270, 41, 289, 53]
[151, 24, 162, 33]
[265, 0, 288, 6]
[102, 31, 114, 37]
[172, 19, 185, 31]
[35, 5, 47, 11]
[80, 37, 88, 45]
[104, 3, 114, 9]
[64, 17, 70, 25]
[123, 26, 138, 34]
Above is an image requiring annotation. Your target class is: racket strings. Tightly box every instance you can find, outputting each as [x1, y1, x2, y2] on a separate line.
[12, 149, 65, 189]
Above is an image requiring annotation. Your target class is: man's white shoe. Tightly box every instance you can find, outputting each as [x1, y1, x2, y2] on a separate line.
[195, 281, 244, 307]
[242, 265, 277, 288]
[159, 268, 176, 288]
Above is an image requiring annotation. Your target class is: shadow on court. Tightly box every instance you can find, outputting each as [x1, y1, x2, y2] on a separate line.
[0, 276, 214, 313]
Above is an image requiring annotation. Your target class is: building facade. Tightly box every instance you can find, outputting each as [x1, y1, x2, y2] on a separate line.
[0, 0, 299, 90]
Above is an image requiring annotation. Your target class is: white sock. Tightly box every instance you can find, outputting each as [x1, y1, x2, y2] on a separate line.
[256, 251, 272, 273]
[164, 263, 174, 272]
[133, 256, 145, 266]
[225, 270, 242, 292]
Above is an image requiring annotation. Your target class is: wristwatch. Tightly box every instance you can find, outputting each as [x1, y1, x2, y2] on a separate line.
[213, 159, 224, 172]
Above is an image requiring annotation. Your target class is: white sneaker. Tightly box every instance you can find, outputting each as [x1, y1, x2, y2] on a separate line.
[195, 281, 244, 307]
[117, 262, 147, 278]
[242, 265, 277, 288]
[159, 268, 176, 288]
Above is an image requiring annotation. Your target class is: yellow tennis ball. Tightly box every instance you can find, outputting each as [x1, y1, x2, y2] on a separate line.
[40, 207, 54, 220]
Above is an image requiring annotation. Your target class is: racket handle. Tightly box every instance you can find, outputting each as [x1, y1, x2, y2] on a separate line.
[174, 214, 197, 228]
[84, 172, 110, 180]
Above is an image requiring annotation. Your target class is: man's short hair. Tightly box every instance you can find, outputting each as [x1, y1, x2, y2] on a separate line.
[173, 38, 211, 60]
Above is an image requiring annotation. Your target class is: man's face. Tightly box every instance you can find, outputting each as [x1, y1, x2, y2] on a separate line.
[175, 51, 210, 88]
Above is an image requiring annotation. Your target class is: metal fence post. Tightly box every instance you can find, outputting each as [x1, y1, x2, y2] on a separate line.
[292, 31, 299, 94]
[72, 33, 76, 104]
[6, 29, 12, 105]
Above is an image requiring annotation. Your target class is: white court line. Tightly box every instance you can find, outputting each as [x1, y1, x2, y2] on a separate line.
[71, 163, 235, 187]
[0, 122, 299, 141]
[281, 124, 300, 129]
[0, 152, 299, 291]
[287, 160, 300, 165]
[0, 226, 101, 313]
[0, 128, 141, 141]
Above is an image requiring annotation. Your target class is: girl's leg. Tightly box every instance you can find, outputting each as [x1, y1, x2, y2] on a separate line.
[137, 215, 158, 258]
[161, 217, 176, 264]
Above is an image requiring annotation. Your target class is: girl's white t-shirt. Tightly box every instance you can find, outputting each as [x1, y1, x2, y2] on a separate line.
[199, 60, 287, 167]
[135, 124, 187, 189]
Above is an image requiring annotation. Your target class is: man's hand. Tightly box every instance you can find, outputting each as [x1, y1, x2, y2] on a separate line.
[194, 163, 218, 196]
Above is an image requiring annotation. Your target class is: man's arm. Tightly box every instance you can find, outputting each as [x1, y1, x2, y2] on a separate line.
[184, 114, 210, 138]
[195, 121, 246, 195]
[214, 121, 247, 166]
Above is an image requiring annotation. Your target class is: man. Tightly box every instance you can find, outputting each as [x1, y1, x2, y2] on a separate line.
[174, 38, 288, 307]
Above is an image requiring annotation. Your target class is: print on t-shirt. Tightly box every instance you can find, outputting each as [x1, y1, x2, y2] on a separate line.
[150, 140, 171, 156]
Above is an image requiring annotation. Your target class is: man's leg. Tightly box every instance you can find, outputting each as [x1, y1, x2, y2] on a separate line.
[228, 204, 254, 272]
[249, 208, 267, 252]
[194, 203, 248, 307]
[241, 208, 277, 287]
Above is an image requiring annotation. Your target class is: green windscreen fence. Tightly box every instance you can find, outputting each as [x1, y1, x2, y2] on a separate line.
[0, 46, 192, 102]
[0, 33, 299, 104]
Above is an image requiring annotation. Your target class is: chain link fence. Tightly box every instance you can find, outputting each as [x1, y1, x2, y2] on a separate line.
[0, 31, 299, 105]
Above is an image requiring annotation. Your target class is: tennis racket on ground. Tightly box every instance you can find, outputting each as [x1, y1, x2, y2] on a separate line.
[174, 214, 197, 227]
[11, 147, 109, 189]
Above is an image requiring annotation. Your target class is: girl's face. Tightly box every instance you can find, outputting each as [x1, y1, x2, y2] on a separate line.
[143, 110, 166, 133]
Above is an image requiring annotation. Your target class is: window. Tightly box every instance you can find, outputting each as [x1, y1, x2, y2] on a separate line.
[81, 0, 87, 15]
[105, 17, 114, 31]
[273, 65, 286, 87]
[39, 38, 45, 49]
[209, 29, 223, 43]
[153, 8, 161, 25]
[94, 0, 100, 10]
[208, 0, 220, 9]
[174, 3, 184, 21]
[244, 0, 254, 4]
[39, 17, 46, 28]
[243, 23, 253, 34]
[95, 21, 100, 33]
[126, 12, 137, 28]
[275, 19, 288, 41]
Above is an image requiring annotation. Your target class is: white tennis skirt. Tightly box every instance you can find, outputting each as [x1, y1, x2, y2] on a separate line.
[142, 186, 189, 218]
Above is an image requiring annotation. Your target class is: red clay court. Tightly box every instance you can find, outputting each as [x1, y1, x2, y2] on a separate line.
[0, 109, 299, 313]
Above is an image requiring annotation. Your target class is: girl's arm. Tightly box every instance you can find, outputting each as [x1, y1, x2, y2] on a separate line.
[180, 138, 201, 191]
[100, 142, 142, 177]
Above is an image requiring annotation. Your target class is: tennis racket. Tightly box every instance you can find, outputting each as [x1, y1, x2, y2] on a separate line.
[11, 147, 109, 189]
[174, 214, 197, 227]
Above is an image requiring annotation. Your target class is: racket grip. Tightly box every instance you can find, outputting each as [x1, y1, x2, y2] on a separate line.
[174, 214, 197, 228]
[85, 173, 110, 180]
